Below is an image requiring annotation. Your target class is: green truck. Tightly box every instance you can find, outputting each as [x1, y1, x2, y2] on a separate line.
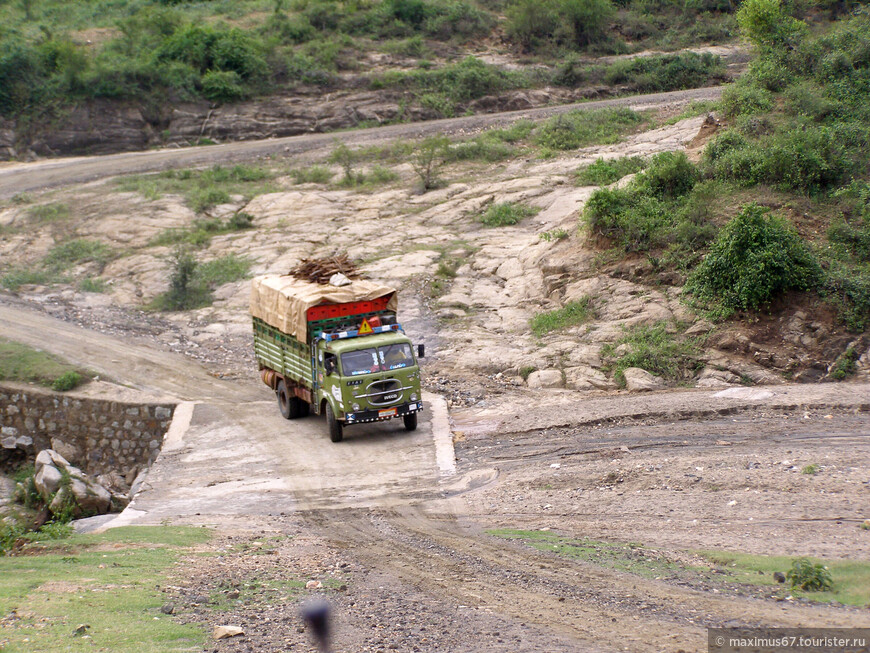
[250, 274, 424, 442]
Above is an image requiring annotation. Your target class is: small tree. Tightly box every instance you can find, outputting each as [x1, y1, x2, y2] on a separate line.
[328, 141, 357, 184]
[412, 135, 450, 192]
[736, 0, 806, 52]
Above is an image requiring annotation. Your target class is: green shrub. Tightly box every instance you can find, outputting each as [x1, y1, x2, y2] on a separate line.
[480, 202, 538, 227]
[52, 371, 83, 392]
[604, 52, 725, 93]
[687, 204, 822, 311]
[531, 298, 593, 336]
[636, 151, 699, 199]
[576, 156, 646, 186]
[197, 254, 252, 286]
[721, 78, 774, 118]
[27, 203, 69, 223]
[534, 108, 644, 151]
[736, 0, 806, 51]
[786, 558, 833, 591]
[829, 346, 858, 380]
[201, 69, 246, 102]
[78, 278, 109, 293]
[0, 268, 65, 291]
[153, 248, 210, 311]
[601, 322, 702, 387]
[44, 239, 113, 271]
[291, 165, 334, 184]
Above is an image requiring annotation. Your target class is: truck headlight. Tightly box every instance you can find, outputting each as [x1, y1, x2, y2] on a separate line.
[352, 403, 360, 411]
[410, 393, 417, 402]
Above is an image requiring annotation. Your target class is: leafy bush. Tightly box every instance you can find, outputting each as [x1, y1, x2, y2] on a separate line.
[687, 204, 821, 311]
[197, 254, 252, 286]
[531, 298, 593, 336]
[576, 156, 646, 186]
[153, 248, 210, 311]
[52, 371, 83, 392]
[786, 558, 833, 591]
[604, 52, 725, 93]
[480, 202, 538, 226]
[201, 70, 247, 102]
[534, 108, 644, 151]
[721, 78, 774, 118]
[601, 322, 702, 387]
[291, 165, 334, 184]
[584, 152, 705, 252]
[829, 346, 858, 380]
[736, 0, 806, 51]
[635, 151, 699, 199]
[44, 239, 113, 271]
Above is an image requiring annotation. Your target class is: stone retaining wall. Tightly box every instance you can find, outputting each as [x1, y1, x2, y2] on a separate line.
[0, 383, 175, 479]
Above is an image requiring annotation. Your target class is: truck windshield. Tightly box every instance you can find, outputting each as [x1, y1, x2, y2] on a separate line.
[340, 343, 415, 376]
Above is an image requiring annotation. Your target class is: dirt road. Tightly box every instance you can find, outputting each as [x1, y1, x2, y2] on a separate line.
[0, 86, 722, 198]
[3, 303, 868, 652]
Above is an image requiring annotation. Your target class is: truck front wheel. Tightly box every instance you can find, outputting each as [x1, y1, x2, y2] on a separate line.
[326, 402, 343, 442]
[277, 380, 303, 419]
[403, 413, 418, 431]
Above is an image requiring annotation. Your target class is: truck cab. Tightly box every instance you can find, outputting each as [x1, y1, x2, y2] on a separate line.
[317, 331, 423, 442]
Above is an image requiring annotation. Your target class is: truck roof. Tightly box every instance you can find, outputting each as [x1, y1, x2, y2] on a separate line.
[250, 274, 397, 343]
[326, 331, 412, 354]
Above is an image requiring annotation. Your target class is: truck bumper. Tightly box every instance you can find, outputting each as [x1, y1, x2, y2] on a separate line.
[344, 402, 423, 425]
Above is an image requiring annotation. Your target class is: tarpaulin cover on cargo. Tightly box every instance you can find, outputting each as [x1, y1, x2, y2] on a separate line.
[250, 274, 397, 343]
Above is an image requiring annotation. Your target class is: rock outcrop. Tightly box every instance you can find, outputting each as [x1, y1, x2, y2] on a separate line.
[32, 449, 121, 518]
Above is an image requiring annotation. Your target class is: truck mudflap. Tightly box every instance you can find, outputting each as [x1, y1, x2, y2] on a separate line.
[344, 402, 423, 424]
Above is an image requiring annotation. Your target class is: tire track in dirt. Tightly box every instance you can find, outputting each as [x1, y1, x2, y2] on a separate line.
[303, 507, 863, 652]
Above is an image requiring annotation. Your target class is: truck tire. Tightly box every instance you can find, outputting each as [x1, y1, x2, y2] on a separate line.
[326, 402, 343, 442]
[403, 412, 418, 432]
[277, 380, 302, 420]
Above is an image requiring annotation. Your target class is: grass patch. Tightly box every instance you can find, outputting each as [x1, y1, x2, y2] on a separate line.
[149, 251, 251, 312]
[0, 526, 211, 651]
[290, 165, 334, 184]
[78, 277, 109, 293]
[150, 212, 256, 249]
[601, 321, 702, 387]
[196, 254, 253, 287]
[27, 203, 69, 224]
[488, 529, 683, 579]
[531, 298, 593, 337]
[116, 165, 275, 214]
[43, 239, 113, 271]
[0, 339, 89, 391]
[0, 268, 67, 291]
[480, 202, 538, 227]
[576, 156, 647, 186]
[534, 108, 645, 152]
[698, 551, 868, 606]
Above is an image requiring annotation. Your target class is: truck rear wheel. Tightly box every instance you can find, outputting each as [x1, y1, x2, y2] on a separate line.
[403, 412, 418, 432]
[277, 380, 303, 419]
[326, 402, 343, 442]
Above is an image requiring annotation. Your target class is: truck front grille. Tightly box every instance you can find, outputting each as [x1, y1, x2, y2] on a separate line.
[362, 379, 404, 406]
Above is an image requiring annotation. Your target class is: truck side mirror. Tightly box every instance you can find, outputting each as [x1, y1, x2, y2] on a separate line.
[417, 344, 425, 359]
[325, 358, 336, 375]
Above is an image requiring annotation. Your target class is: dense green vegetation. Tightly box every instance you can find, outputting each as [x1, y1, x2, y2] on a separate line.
[584, 4, 870, 332]
[0, 0, 740, 130]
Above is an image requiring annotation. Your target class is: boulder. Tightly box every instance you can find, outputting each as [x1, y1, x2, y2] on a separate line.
[622, 368, 665, 391]
[527, 369, 564, 389]
[70, 477, 111, 514]
[34, 464, 63, 501]
[565, 366, 616, 391]
[50, 438, 81, 465]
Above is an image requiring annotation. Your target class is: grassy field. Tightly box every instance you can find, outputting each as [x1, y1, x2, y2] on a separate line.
[0, 526, 212, 652]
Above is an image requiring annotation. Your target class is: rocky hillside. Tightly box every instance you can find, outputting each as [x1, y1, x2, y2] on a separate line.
[1, 0, 752, 158]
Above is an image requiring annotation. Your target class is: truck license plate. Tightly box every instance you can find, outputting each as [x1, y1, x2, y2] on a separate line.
[378, 408, 397, 418]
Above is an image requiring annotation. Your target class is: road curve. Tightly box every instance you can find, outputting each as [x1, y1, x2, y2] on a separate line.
[0, 86, 722, 199]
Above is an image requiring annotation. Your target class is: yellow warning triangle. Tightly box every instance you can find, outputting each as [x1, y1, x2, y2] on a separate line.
[358, 318, 373, 335]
